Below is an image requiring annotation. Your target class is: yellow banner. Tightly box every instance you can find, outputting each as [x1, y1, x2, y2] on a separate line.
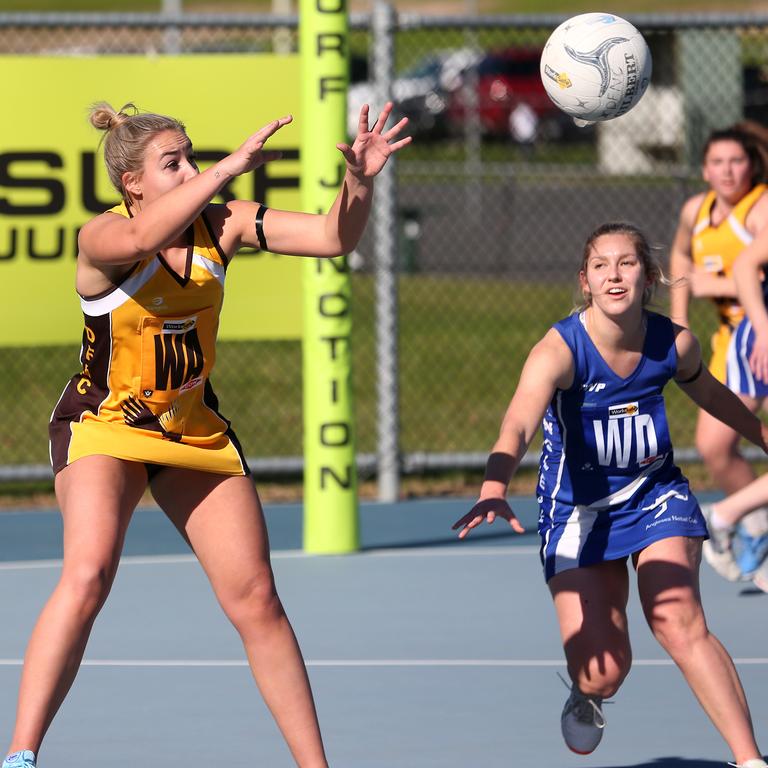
[0, 55, 302, 346]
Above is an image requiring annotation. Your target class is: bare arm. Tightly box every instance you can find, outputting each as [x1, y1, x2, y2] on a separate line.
[733, 195, 768, 382]
[78, 117, 293, 267]
[733, 226, 768, 334]
[668, 195, 701, 328]
[452, 329, 574, 538]
[224, 103, 411, 258]
[688, 272, 737, 299]
[674, 325, 768, 450]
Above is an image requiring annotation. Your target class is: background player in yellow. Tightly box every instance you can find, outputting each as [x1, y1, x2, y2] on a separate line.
[3, 100, 410, 768]
[669, 125, 768, 581]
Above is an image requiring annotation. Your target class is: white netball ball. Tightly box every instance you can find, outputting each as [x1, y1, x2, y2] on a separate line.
[540, 12, 652, 125]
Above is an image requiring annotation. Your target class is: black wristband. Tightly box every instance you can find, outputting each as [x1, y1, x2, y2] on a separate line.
[255, 204, 269, 251]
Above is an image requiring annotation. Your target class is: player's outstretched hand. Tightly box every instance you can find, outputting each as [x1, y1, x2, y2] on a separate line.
[226, 116, 293, 177]
[336, 102, 412, 178]
[452, 497, 525, 540]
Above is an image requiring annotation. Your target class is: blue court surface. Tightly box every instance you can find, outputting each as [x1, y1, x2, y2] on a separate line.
[0, 495, 765, 768]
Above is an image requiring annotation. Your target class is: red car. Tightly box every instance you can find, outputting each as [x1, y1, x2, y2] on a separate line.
[447, 48, 567, 140]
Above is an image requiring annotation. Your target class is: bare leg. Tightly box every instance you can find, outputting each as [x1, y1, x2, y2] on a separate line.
[637, 536, 762, 765]
[696, 402, 768, 532]
[696, 403, 758, 498]
[548, 560, 632, 698]
[6, 457, 145, 755]
[713, 472, 768, 522]
[151, 469, 328, 768]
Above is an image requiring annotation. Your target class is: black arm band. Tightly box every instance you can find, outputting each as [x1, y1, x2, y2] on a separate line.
[255, 205, 269, 251]
[676, 360, 704, 385]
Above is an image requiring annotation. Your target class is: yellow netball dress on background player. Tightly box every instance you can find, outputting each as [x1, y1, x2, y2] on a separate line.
[691, 183, 767, 381]
[49, 202, 248, 476]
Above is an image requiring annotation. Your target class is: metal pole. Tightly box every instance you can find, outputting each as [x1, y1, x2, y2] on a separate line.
[372, 0, 400, 502]
[462, 23, 483, 225]
[161, 0, 182, 53]
[271, 0, 293, 53]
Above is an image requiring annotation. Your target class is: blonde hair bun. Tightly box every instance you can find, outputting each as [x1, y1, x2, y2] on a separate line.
[89, 101, 136, 132]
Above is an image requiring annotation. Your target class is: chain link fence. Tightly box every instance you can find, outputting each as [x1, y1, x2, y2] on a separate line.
[2, 10, 768, 489]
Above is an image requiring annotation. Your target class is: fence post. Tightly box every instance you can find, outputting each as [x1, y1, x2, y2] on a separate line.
[372, 0, 400, 502]
[162, 0, 182, 53]
[678, 28, 742, 163]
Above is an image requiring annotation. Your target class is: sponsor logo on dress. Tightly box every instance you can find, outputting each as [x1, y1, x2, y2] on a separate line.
[703, 255, 724, 273]
[161, 317, 197, 333]
[608, 401, 639, 419]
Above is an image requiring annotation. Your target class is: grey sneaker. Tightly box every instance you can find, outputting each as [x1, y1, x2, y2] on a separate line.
[701, 503, 742, 582]
[561, 684, 606, 755]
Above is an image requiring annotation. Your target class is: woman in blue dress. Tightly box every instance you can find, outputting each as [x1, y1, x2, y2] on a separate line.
[453, 222, 767, 767]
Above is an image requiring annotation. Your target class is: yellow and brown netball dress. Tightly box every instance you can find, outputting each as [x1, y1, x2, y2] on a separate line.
[49, 202, 248, 476]
[692, 183, 768, 382]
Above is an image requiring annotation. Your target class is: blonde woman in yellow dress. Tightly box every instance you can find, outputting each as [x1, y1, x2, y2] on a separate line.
[2, 100, 410, 768]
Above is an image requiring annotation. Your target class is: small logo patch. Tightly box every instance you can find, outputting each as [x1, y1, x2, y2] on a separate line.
[543, 63, 572, 89]
[161, 317, 197, 333]
[179, 376, 203, 394]
[608, 401, 639, 418]
[703, 255, 724, 273]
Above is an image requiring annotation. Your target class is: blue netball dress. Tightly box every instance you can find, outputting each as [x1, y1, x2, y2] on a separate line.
[538, 311, 708, 582]
[726, 280, 768, 398]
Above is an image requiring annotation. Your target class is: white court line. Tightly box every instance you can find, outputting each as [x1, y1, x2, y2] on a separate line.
[0, 547, 539, 572]
[363, 545, 540, 557]
[0, 658, 766, 668]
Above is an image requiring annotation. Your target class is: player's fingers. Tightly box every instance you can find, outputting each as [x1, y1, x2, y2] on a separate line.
[336, 143, 356, 164]
[382, 117, 410, 141]
[453, 514, 483, 533]
[751, 351, 766, 381]
[761, 356, 768, 383]
[509, 517, 525, 534]
[258, 150, 283, 164]
[387, 136, 413, 153]
[372, 101, 394, 133]
[357, 104, 371, 133]
[451, 514, 474, 530]
[256, 116, 292, 141]
[457, 516, 484, 539]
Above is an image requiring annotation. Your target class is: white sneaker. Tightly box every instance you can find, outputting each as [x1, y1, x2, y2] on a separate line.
[2, 752, 36, 768]
[701, 504, 742, 582]
[729, 759, 768, 768]
[753, 558, 768, 594]
[561, 684, 606, 754]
